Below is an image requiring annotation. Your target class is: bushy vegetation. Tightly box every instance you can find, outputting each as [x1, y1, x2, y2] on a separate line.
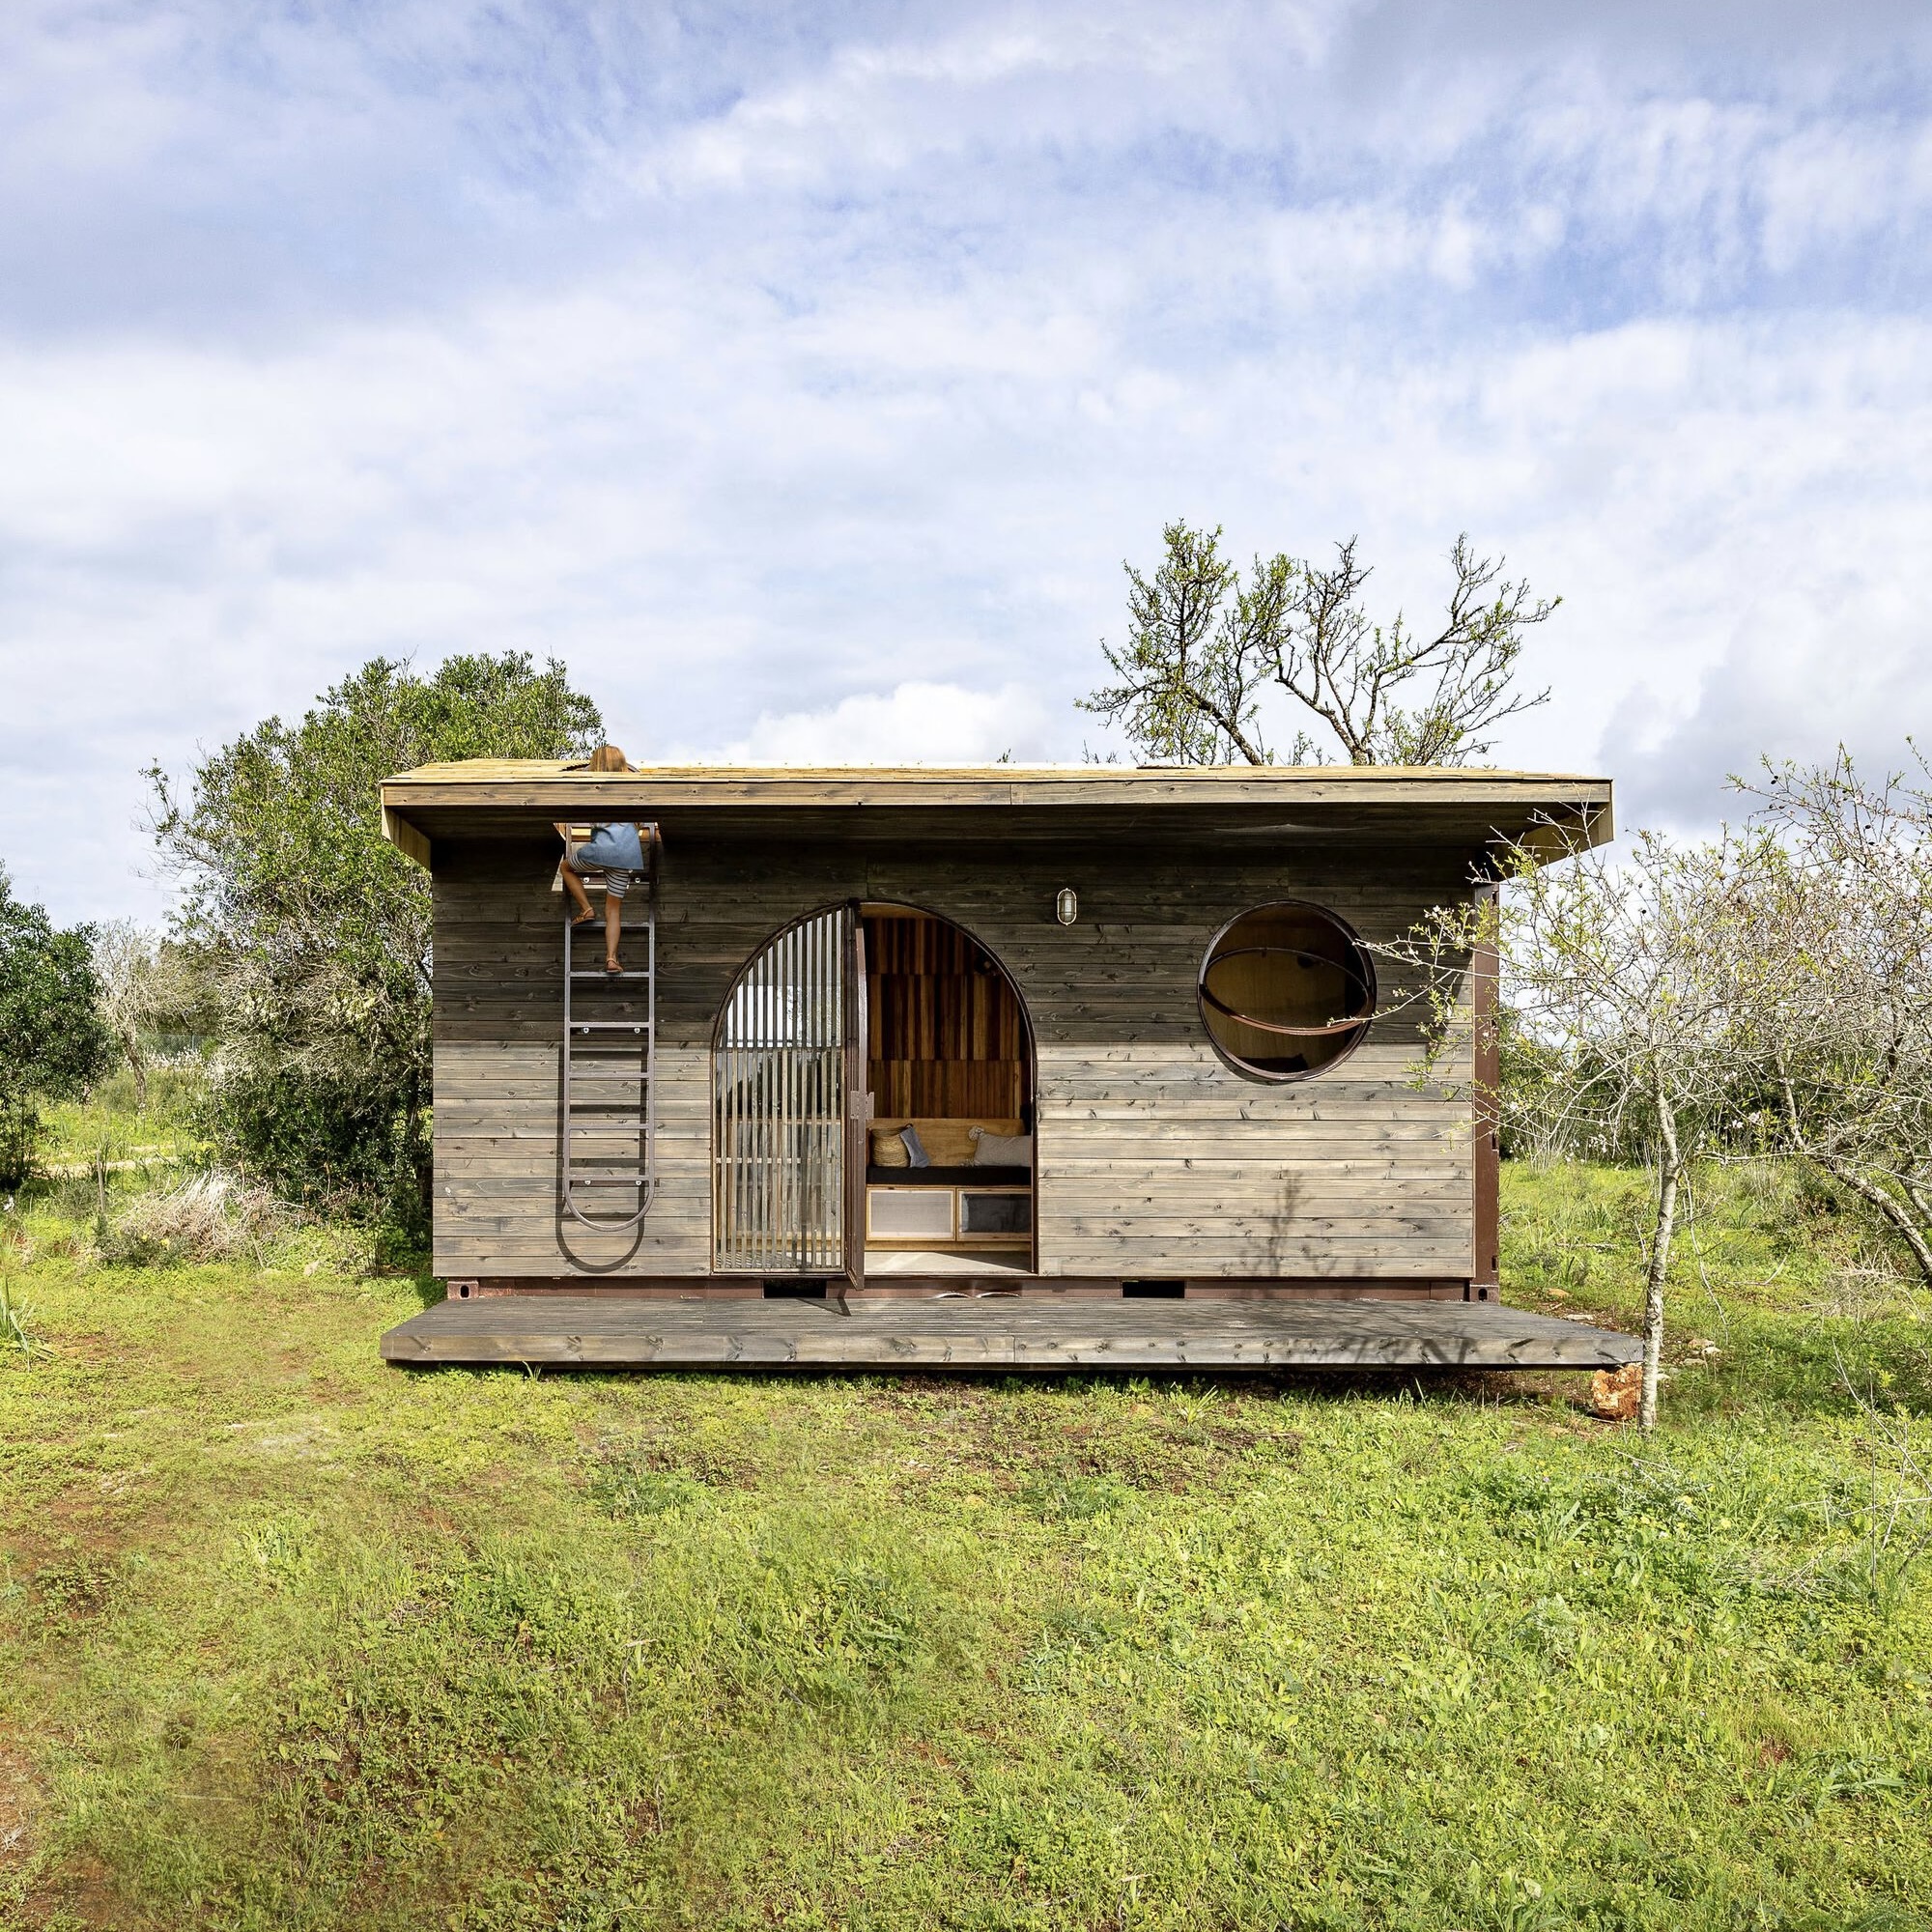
[0, 868, 113, 1191]
[1, 1155, 1927, 1930]
[144, 652, 604, 1241]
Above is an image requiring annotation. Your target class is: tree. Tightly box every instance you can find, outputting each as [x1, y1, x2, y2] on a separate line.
[0, 867, 115, 1188]
[1505, 832, 1781, 1427]
[1736, 752, 1932, 1287]
[92, 922, 199, 1111]
[147, 653, 604, 1230]
[1387, 829, 1773, 1429]
[1080, 521, 1557, 767]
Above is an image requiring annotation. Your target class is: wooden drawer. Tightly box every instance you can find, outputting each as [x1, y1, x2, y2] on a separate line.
[960, 1190, 1031, 1237]
[867, 1188, 954, 1240]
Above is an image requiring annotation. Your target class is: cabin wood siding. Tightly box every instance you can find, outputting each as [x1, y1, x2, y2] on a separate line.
[431, 838, 1476, 1281]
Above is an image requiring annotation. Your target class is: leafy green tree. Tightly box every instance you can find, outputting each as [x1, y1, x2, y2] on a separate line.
[147, 653, 604, 1232]
[0, 867, 114, 1188]
[1082, 521, 1557, 766]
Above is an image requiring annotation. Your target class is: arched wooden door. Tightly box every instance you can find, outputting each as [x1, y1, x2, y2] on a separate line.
[711, 905, 867, 1282]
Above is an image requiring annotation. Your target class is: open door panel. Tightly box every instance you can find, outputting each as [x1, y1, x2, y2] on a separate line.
[842, 907, 868, 1300]
[712, 904, 852, 1275]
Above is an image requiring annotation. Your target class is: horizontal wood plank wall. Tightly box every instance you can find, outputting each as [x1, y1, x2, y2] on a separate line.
[435, 841, 868, 1278]
[432, 839, 1475, 1281]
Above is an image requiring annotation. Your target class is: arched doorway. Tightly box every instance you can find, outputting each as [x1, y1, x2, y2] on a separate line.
[711, 902, 1036, 1281]
[860, 902, 1036, 1279]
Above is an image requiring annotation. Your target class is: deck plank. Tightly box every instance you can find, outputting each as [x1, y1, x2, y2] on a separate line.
[380, 1294, 1640, 1372]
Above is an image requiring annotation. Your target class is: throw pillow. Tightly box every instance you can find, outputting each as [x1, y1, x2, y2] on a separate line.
[899, 1124, 931, 1168]
[970, 1127, 1034, 1167]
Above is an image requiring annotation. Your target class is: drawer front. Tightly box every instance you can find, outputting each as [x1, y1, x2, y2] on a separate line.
[867, 1188, 954, 1238]
[960, 1191, 1032, 1236]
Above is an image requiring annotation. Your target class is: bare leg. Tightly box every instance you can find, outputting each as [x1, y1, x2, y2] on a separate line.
[604, 894, 623, 971]
[559, 861, 596, 923]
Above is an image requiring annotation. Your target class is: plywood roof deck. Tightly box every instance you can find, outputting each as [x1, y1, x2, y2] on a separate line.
[380, 760, 1614, 861]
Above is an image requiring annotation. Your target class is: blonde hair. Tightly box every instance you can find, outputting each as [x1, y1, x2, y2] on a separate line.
[585, 743, 631, 773]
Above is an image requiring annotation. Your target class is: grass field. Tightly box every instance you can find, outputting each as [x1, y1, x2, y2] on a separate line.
[2, 1156, 1930, 1930]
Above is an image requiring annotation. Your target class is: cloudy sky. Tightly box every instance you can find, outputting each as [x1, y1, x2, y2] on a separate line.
[3, 0, 1929, 925]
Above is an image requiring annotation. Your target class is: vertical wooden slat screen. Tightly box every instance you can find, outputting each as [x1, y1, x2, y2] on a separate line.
[713, 906, 849, 1272]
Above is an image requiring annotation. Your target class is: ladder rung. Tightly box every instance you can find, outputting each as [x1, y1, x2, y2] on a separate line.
[570, 1020, 651, 1032]
[569, 970, 652, 980]
[567, 1121, 648, 1131]
[566, 1068, 648, 1080]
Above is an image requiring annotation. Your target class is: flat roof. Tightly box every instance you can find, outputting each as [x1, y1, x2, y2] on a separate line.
[378, 759, 1613, 867]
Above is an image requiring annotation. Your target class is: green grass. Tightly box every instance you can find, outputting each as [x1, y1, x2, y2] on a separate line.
[39, 1064, 211, 1179]
[1, 1160, 1929, 1929]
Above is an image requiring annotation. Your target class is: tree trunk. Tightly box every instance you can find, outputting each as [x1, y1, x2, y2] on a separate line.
[126, 1034, 148, 1113]
[1641, 1094, 1682, 1432]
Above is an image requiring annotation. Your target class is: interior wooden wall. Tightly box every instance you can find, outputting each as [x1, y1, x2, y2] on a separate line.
[865, 912, 1026, 1120]
[431, 838, 1480, 1283]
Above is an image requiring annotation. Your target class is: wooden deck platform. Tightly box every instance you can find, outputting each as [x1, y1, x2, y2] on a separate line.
[380, 1293, 1641, 1373]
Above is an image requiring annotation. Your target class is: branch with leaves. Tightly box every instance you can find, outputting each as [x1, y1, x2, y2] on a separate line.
[1081, 522, 1556, 766]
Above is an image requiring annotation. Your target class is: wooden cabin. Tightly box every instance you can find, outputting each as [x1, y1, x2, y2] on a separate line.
[377, 763, 1635, 1373]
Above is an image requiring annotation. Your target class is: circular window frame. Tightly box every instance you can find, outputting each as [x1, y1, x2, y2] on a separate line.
[1197, 898, 1378, 1084]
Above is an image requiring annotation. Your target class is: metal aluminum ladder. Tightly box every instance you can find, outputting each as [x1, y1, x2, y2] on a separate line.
[560, 824, 660, 1232]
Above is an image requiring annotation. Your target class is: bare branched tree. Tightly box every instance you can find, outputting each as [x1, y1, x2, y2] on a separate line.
[1381, 828, 1775, 1428]
[1082, 522, 1557, 766]
[1738, 751, 1932, 1286]
[92, 922, 198, 1110]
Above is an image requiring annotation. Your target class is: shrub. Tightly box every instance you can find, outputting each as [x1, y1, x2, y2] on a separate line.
[196, 1061, 426, 1244]
[103, 1173, 294, 1267]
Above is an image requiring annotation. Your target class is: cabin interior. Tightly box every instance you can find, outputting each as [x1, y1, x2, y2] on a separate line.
[859, 903, 1036, 1276]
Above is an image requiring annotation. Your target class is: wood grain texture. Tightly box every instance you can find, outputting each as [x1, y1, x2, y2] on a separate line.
[431, 836, 1484, 1282]
[381, 1292, 1643, 1371]
[865, 908, 1027, 1118]
[384, 759, 1612, 812]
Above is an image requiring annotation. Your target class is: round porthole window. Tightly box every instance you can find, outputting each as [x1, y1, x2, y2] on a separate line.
[1199, 901, 1376, 1081]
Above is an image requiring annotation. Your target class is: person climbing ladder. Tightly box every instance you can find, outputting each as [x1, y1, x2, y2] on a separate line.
[554, 742, 644, 975]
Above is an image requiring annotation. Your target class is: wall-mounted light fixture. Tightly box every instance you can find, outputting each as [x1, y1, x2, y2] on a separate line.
[1055, 888, 1079, 926]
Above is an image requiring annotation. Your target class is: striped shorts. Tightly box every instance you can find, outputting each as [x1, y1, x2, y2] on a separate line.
[568, 848, 634, 899]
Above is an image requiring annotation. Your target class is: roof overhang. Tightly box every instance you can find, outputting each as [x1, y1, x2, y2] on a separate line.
[377, 761, 1614, 871]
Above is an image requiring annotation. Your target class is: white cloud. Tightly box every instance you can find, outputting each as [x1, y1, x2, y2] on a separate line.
[682, 680, 1055, 765]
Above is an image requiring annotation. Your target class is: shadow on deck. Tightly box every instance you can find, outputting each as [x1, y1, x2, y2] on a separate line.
[380, 1293, 1642, 1374]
